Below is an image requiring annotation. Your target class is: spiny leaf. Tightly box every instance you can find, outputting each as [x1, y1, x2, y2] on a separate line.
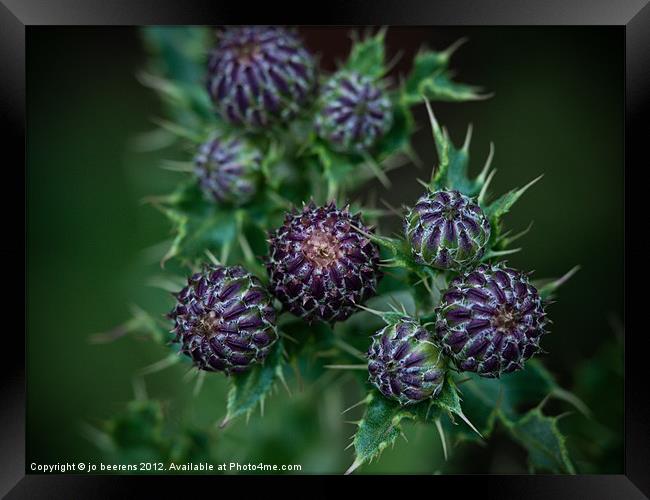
[141, 27, 218, 135]
[501, 407, 575, 474]
[424, 101, 492, 197]
[403, 40, 487, 104]
[419, 71, 488, 102]
[346, 390, 425, 474]
[455, 360, 589, 443]
[220, 338, 285, 428]
[344, 28, 387, 80]
[153, 181, 246, 265]
[484, 175, 543, 221]
[431, 375, 482, 438]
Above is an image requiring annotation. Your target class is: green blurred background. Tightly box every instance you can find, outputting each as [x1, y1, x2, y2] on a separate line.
[26, 26, 623, 473]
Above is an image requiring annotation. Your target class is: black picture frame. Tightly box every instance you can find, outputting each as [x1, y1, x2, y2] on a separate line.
[4, 0, 646, 497]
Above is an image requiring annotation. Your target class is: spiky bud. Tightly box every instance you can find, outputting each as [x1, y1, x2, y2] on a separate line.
[404, 190, 491, 270]
[194, 135, 261, 205]
[266, 201, 382, 324]
[367, 318, 446, 406]
[206, 26, 317, 129]
[169, 265, 278, 374]
[434, 263, 548, 378]
[314, 71, 392, 154]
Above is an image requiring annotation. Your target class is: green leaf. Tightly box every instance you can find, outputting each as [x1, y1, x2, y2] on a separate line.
[484, 175, 543, 222]
[403, 41, 487, 104]
[346, 390, 425, 474]
[153, 181, 239, 265]
[431, 375, 482, 437]
[312, 143, 356, 200]
[502, 407, 575, 474]
[108, 400, 165, 449]
[424, 100, 492, 197]
[141, 26, 211, 84]
[220, 338, 285, 427]
[140, 27, 218, 135]
[419, 71, 487, 102]
[456, 360, 589, 443]
[344, 28, 387, 80]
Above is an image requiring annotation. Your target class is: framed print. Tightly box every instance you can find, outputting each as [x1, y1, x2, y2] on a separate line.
[4, 0, 647, 497]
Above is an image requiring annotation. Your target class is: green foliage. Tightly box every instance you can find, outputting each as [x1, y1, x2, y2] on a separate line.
[344, 28, 387, 80]
[222, 339, 286, 427]
[94, 399, 216, 471]
[348, 376, 480, 473]
[403, 41, 487, 104]
[502, 407, 575, 474]
[97, 26, 592, 475]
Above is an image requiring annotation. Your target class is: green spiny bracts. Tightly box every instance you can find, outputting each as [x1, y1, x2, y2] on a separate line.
[194, 135, 261, 206]
[169, 265, 278, 374]
[435, 263, 548, 378]
[206, 26, 317, 129]
[404, 189, 490, 270]
[314, 70, 392, 154]
[367, 317, 446, 405]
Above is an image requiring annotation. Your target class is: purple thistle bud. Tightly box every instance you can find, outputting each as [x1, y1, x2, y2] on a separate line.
[169, 265, 278, 374]
[206, 26, 317, 129]
[404, 190, 491, 271]
[266, 201, 382, 324]
[435, 263, 548, 378]
[194, 135, 261, 205]
[367, 318, 446, 406]
[315, 71, 392, 154]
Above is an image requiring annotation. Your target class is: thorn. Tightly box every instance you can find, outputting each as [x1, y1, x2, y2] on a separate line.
[137, 353, 180, 376]
[324, 364, 368, 370]
[219, 416, 230, 429]
[457, 409, 483, 439]
[355, 303, 387, 318]
[461, 123, 473, 153]
[204, 249, 220, 266]
[342, 395, 372, 415]
[278, 370, 292, 397]
[442, 37, 468, 61]
[478, 168, 497, 206]
[423, 97, 441, 138]
[132, 376, 148, 401]
[477, 142, 495, 185]
[345, 441, 355, 451]
[435, 418, 448, 460]
[333, 332, 365, 360]
[193, 370, 206, 397]
[345, 458, 363, 475]
[550, 265, 581, 290]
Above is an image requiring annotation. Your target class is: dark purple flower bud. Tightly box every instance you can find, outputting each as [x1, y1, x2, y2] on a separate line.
[404, 191, 490, 271]
[367, 318, 446, 406]
[435, 263, 548, 378]
[206, 26, 317, 129]
[405, 190, 491, 271]
[314, 71, 392, 154]
[194, 135, 261, 205]
[169, 265, 278, 374]
[266, 201, 382, 324]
